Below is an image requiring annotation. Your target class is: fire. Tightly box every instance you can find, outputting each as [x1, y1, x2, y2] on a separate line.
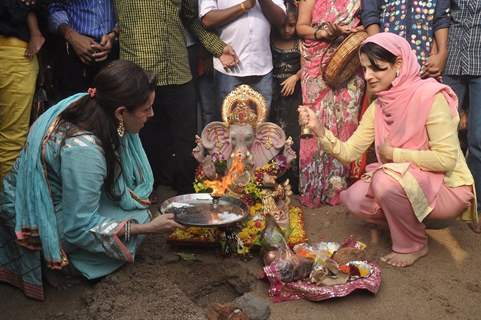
[204, 153, 245, 197]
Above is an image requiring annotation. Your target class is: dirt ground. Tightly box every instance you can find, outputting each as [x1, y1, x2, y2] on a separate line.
[1, 194, 480, 320]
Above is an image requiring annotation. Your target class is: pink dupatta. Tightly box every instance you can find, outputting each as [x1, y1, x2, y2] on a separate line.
[366, 32, 459, 221]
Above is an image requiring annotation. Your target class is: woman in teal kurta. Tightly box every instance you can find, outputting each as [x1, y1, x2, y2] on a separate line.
[0, 60, 182, 300]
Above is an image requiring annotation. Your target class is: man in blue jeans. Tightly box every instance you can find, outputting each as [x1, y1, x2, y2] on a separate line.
[199, 0, 287, 119]
[444, 0, 481, 232]
[48, 0, 119, 100]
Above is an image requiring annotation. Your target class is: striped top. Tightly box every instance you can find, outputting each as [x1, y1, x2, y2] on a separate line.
[114, 0, 226, 86]
[444, 0, 481, 76]
[48, 0, 116, 40]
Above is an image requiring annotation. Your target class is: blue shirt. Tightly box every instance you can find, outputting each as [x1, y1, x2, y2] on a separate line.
[48, 0, 116, 40]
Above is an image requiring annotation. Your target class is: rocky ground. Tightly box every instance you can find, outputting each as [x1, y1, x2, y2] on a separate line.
[1, 191, 481, 320]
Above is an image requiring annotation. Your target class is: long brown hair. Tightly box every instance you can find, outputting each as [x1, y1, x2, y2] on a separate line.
[60, 60, 156, 199]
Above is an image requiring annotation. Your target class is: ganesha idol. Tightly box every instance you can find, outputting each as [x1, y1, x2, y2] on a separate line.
[169, 85, 307, 254]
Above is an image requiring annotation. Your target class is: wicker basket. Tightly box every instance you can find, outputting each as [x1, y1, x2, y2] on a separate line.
[323, 31, 368, 88]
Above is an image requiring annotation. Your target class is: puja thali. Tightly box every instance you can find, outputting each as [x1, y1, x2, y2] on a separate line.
[160, 193, 248, 227]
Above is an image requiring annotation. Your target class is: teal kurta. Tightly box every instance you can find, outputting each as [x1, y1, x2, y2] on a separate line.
[44, 122, 150, 279]
[0, 94, 153, 300]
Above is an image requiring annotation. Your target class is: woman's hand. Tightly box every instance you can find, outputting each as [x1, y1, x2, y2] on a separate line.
[351, 25, 365, 33]
[281, 74, 299, 96]
[328, 23, 352, 36]
[147, 213, 184, 233]
[321, 22, 352, 41]
[25, 33, 45, 59]
[298, 105, 325, 138]
[379, 138, 394, 163]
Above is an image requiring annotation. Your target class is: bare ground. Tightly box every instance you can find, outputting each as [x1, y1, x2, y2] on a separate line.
[1, 196, 480, 320]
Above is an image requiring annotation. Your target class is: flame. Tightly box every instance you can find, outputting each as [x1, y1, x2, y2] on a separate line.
[204, 153, 245, 197]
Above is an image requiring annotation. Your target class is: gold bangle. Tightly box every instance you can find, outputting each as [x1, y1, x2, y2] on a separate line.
[240, 2, 246, 11]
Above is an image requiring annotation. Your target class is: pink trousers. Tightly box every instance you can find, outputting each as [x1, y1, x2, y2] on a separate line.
[340, 170, 473, 253]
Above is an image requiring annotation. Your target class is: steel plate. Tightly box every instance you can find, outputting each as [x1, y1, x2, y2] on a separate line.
[160, 193, 248, 227]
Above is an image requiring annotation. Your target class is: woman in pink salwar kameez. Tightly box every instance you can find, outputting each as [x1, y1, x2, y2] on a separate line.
[299, 32, 477, 267]
[296, 0, 365, 207]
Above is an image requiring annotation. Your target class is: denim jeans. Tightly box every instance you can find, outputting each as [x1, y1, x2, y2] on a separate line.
[214, 70, 273, 119]
[444, 75, 481, 211]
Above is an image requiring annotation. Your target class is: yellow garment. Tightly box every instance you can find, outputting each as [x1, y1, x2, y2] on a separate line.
[319, 93, 477, 222]
[0, 36, 38, 189]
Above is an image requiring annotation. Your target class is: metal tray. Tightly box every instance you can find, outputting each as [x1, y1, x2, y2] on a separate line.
[160, 193, 248, 227]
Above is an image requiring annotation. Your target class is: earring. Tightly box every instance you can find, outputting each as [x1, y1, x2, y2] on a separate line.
[117, 119, 125, 137]
[396, 70, 400, 77]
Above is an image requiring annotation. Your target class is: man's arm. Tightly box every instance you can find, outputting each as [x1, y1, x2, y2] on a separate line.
[48, 1, 69, 34]
[433, 27, 448, 56]
[420, 0, 449, 78]
[182, 0, 225, 57]
[182, 0, 238, 68]
[432, 0, 449, 58]
[200, 0, 256, 29]
[258, 0, 286, 29]
[420, 27, 448, 78]
[49, 2, 98, 64]
[360, 0, 381, 36]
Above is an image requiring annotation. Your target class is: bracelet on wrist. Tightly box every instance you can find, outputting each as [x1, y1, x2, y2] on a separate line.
[240, 2, 247, 11]
[124, 220, 131, 242]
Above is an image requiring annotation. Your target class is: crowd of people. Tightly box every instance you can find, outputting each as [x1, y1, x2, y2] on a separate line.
[0, 0, 480, 300]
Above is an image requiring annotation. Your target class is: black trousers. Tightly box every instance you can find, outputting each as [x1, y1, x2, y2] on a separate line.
[270, 80, 301, 194]
[53, 37, 119, 101]
[141, 81, 197, 194]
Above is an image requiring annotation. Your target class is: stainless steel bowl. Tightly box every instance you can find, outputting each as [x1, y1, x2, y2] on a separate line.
[159, 193, 248, 227]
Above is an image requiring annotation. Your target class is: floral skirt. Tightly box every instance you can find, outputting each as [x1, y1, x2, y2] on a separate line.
[299, 69, 365, 207]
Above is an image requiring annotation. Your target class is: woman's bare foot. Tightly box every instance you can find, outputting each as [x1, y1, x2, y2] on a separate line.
[380, 246, 428, 267]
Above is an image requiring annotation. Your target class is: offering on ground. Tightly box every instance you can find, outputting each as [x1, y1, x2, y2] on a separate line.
[261, 220, 381, 302]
